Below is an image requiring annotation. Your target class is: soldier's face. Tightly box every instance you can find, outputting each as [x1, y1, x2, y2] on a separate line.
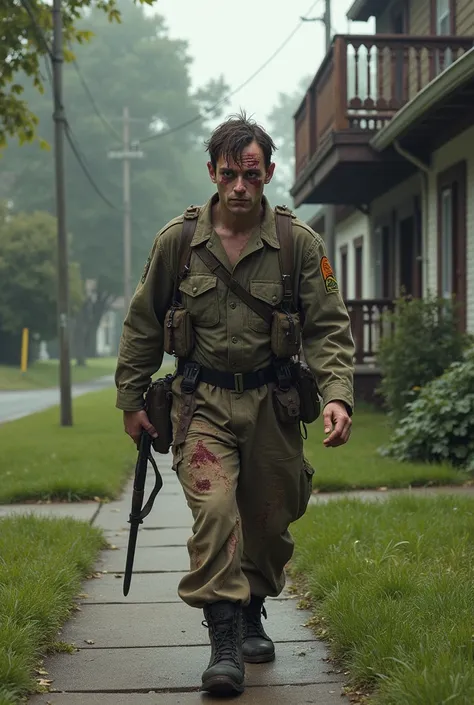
[207, 141, 275, 215]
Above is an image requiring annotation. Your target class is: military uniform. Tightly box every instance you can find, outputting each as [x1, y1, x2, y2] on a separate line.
[115, 194, 354, 683]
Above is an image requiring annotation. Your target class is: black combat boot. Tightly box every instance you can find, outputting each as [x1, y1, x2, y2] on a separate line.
[242, 595, 275, 663]
[201, 601, 245, 695]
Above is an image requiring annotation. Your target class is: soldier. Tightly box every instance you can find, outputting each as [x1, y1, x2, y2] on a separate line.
[115, 113, 354, 696]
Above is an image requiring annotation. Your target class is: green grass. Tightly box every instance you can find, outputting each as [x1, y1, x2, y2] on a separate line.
[291, 494, 474, 705]
[0, 388, 137, 503]
[0, 357, 117, 391]
[304, 409, 471, 491]
[0, 514, 104, 705]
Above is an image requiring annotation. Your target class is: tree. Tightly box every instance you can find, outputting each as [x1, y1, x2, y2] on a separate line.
[0, 0, 156, 147]
[0, 207, 82, 364]
[265, 77, 319, 222]
[2, 0, 229, 358]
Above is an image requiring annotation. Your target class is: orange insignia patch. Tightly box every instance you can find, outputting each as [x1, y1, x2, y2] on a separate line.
[320, 256, 339, 294]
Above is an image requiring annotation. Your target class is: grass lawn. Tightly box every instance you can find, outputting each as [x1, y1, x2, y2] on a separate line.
[304, 408, 471, 491]
[0, 357, 118, 391]
[0, 514, 104, 705]
[291, 494, 474, 705]
[0, 387, 137, 503]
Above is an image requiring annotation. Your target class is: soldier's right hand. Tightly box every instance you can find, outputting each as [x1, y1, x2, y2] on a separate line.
[123, 410, 158, 446]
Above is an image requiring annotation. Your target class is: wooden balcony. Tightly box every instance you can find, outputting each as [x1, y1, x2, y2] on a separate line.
[345, 298, 395, 365]
[292, 34, 473, 206]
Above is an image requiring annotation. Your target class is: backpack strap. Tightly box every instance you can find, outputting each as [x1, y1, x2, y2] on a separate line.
[274, 205, 295, 310]
[172, 205, 200, 305]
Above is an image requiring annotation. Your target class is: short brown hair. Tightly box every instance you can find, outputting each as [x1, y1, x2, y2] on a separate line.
[205, 111, 277, 170]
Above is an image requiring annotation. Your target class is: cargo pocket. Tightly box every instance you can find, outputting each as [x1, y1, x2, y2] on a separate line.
[247, 280, 283, 333]
[179, 274, 219, 327]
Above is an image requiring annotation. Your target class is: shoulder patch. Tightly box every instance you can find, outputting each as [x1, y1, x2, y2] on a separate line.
[320, 256, 339, 294]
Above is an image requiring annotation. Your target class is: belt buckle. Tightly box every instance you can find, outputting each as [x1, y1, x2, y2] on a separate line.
[181, 362, 201, 394]
[234, 373, 244, 394]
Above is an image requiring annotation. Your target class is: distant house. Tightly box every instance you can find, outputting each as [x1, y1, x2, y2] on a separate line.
[291, 0, 474, 398]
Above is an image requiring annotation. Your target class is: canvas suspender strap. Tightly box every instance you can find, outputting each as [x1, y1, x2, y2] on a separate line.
[176, 204, 295, 323]
[172, 206, 200, 304]
[274, 207, 295, 310]
[194, 246, 274, 325]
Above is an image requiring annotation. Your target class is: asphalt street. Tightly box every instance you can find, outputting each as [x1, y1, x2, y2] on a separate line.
[0, 375, 114, 424]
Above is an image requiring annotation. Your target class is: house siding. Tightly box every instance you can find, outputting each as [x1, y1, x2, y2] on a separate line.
[334, 211, 371, 299]
[457, 0, 474, 35]
[427, 125, 474, 331]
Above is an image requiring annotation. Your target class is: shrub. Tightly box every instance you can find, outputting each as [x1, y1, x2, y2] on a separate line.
[377, 295, 468, 417]
[381, 346, 474, 470]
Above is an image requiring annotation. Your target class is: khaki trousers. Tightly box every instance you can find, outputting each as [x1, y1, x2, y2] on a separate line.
[170, 379, 314, 609]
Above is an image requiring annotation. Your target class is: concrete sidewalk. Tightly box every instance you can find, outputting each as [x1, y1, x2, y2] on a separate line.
[26, 452, 349, 704]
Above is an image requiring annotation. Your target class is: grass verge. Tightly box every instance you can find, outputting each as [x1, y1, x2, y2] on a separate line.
[304, 408, 471, 491]
[0, 388, 137, 503]
[0, 357, 117, 391]
[291, 495, 474, 705]
[0, 514, 104, 705]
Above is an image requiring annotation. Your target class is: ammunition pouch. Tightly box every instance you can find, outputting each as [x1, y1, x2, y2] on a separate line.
[144, 374, 174, 454]
[163, 306, 194, 358]
[272, 359, 321, 426]
[271, 310, 301, 359]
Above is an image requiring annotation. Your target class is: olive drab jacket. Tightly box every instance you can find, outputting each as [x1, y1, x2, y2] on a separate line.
[115, 195, 355, 412]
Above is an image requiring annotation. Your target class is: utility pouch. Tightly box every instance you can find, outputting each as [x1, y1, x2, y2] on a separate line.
[273, 359, 300, 424]
[271, 310, 301, 359]
[163, 306, 194, 358]
[293, 361, 321, 424]
[145, 374, 174, 454]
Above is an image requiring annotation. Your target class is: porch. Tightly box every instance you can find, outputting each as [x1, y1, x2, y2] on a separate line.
[291, 33, 473, 206]
[345, 298, 395, 404]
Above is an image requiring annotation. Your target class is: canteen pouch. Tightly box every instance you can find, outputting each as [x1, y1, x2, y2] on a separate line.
[145, 374, 174, 454]
[293, 361, 321, 424]
[164, 307, 194, 358]
[271, 310, 301, 359]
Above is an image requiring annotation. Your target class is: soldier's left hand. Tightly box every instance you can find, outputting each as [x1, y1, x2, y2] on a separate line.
[323, 401, 352, 447]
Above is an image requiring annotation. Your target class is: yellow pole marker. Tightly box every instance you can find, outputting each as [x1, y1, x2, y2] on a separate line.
[21, 328, 29, 373]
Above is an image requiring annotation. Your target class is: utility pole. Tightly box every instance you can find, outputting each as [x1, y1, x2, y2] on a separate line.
[52, 0, 73, 426]
[301, 0, 335, 264]
[108, 108, 144, 314]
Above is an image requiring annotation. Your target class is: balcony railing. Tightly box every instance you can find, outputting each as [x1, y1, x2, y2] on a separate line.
[295, 34, 473, 178]
[345, 299, 395, 365]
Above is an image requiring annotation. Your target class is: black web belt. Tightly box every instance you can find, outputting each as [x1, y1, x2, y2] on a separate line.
[176, 360, 276, 394]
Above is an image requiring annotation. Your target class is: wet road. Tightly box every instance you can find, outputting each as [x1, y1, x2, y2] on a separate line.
[0, 375, 114, 424]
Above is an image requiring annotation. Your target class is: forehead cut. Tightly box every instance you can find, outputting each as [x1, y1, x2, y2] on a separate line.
[219, 146, 264, 170]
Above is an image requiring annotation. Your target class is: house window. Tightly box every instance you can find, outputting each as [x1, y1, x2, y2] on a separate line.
[440, 187, 454, 297]
[435, 0, 454, 70]
[340, 246, 348, 299]
[354, 237, 364, 299]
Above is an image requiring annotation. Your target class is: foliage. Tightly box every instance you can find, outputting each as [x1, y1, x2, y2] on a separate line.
[0, 208, 82, 345]
[264, 75, 318, 222]
[0, 0, 155, 147]
[381, 346, 474, 470]
[291, 494, 474, 705]
[2, 0, 229, 357]
[304, 407, 467, 491]
[377, 295, 468, 417]
[0, 514, 103, 702]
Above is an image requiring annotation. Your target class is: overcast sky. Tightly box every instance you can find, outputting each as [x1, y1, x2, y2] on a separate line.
[154, 0, 375, 127]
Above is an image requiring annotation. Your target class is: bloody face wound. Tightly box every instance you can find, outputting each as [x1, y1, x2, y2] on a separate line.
[208, 140, 275, 215]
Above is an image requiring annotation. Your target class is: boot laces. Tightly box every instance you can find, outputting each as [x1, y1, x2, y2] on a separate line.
[244, 603, 268, 639]
[202, 615, 241, 667]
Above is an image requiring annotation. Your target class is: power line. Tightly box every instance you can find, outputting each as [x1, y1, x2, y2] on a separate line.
[138, 0, 323, 144]
[65, 124, 123, 211]
[68, 44, 122, 142]
[19, 0, 53, 58]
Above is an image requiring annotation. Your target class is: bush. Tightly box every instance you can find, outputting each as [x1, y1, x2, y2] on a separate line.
[381, 346, 474, 470]
[377, 295, 468, 417]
